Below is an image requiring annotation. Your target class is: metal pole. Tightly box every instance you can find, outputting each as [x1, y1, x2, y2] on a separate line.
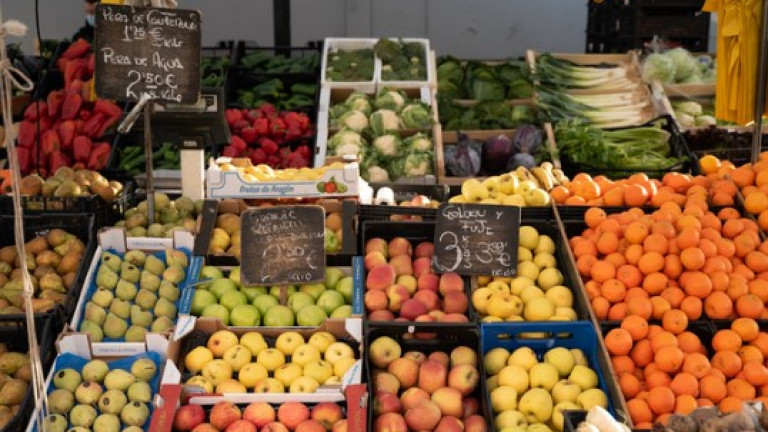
[752, 0, 768, 163]
[274, 0, 291, 47]
[145, 103, 155, 225]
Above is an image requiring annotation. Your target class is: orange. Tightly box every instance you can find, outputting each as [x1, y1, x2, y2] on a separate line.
[680, 248, 706, 270]
[627, 298, 653, 320]
[727, 276, 749, 301]
[735, 294, 764, 318]
[752, 333, 768, 357]
[565, 195, 587, 205]
[651, 331, 678, 351]
[591, 297, 610, 320]
[596, 231, 620, 255]
[624, 244, 644, 265]
[584, 207, 607, 228]
[726, 378, 756, 400]
[630, 339, 654, 367]
[572, 180, 600, 201]
[551, 186, 571, 204]
[608, 302, 628, 320]
[627, 398, 653, 424]
[738, 345, 764, 364]
[746, 251, 768, 273]
[624, 184, 650, 207]
[731, 164, 756, 188]
[638, 251, 665, 275]
[616, 264, 643, 288]
[584, 280, 601, 300]
[712, 330, 743, 352]
[700, 155, 722, 174]
[605, 328, 633, 356]
[700, 375, 728, 403]
[732, 317, 760, 342]
[676, 227, 701, 249]
[626, 287, 650, 301]
[603, 187, 624, 206]
[572, 239, 597, 259]
[680, 296, 703, 320]
[743, 361, 768, 386]
[745, 191, 768, 214]
[577, 255, 598, 277]
[620, 373, 642, 399]
[605, 252, 627, 268]
[655, 345, 684, 373]
[650, 296, 672, 320]
[642, 272, 668, 295]
[680, 271, 713, 298]
[719, 396, 746, 413]
[711, 350, 743, 378]
[758, 211, 768, 231]
[677, 331, 703, 354]
[590, 260, 616, 283]
[675, 394, 698, 415]
[643, 233, 669, 255]
[661, 309, 688, 335]
[647, 387, 676, 415]
[711, 271, 730, 292]
[661, 287, 686, 308]
[625, 222, 650, 245]
[670, 372, 700, 397]
[664, 255, 683, 279]
[705, 291, 734, 319]
[612, 355, 636, 375]
[682, 352, 711, 378]
[722, 219, 745, 239]
[621, 315, 649, 341]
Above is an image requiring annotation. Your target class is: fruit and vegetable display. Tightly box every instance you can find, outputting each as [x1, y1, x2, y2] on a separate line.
[0, 228, 86, 315]
[374, 38, 427, 82]
[326, 88, 434, 182]
[173, 400, 347, 432]
[43, 355, 160, 432]
[0, 345, 32, 429]
[484, 344, 609, 431]
[448, 165, 561, 206]
[642, 48, 716, 85]
[472, 225, 577, 323]
[364, 237, 470, 323]
[443, 126, 545, 177]
[181, 329, 358, 394]
[438, 99, 537, 131]
[234, 80, 318, 111]
[1, 168, 124, 202]
[324, 47, 375, 83]
[368, 336, 488, 432]
[221, 105, 313, 168]
[76, 249, 191, 342]
[437, 57, 533, 101]
[114, 194, 202, 238]
[190, 266, 354, 326]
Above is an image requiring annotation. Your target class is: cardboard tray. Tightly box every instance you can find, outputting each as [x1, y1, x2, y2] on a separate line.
[0, 212, 96, 323]
[69, 228, 202, 357]
[165, 317, 363, 404]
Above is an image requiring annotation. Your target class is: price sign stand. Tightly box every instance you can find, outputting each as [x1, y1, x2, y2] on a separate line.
[432, 203, 521, 277]
[240, 206, 326, 287]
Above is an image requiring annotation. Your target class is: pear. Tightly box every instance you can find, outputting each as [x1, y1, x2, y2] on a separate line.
[127, 381, 152, 403]
[35, 250, 60, 268]
[124, 250, 147, 267]
[69, 405, 97, 428]
[103, 314, 128, 339]
[160, 208, 180, 225]
[131, 359, 157, 381]
[120, 401, 150, 427]
[91, 288, 114, 308]
[125, 213, 148, 230]
[130, 305, 153, 328]
[158, 281, 180, 302]
[143, 255, 166, 276]
[54, 181, 82, 197]
[146, 223, 166, 238]
[153, 193, 171, 209]
[115, 280, 138, 301]
[39, 273, 65, 292]
[135, 289, 157, 310]
[109, 299, 132, 319]
[75, 381, 103, 405]
[125, 326, 147, 343]
[44, 414, 68, 432]
[98, 389, 127, 414]
[57, 251, 82, 274]
[104, 369, 135, 392]
[82, 360, 109, 382]
[53, 368, 82, 392]
[120, 262, 141, 284]
[174, 196, 194, 213]
[150, 316, 173, 333]
[165, 249, 188, 268]
[0, 378, 26, 405]
[153, 297, 177, 319]
[93, 414, 121, 432]
[54, 238, 85, 256]
[18, 174, 44, 195]
[85, 303, 107, 326]
[96, 268, 119, 290]
[47, 229, 73, 247]
[80, 320, 104, 342]
[41, 177, 62, 197]
[25, 236, 49, 255]
[140, 271, 161, 292]
[162, 265, 186, 284]
[47, 389, 74, 414]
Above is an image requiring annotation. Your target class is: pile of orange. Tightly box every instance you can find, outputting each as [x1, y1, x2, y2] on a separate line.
[607, 316, 768, 426]
[729, 152, 768, 232]
[551, 171, 738, 207]
[573, 204, 768, 322]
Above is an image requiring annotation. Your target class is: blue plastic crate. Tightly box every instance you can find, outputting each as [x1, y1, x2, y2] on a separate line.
[481, 322, 623, 420]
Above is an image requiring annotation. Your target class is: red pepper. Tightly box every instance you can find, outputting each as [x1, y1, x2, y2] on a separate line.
[16, 147, 30, 174]
[96, 115, 119, 138]
[284, 126, 305, 141]
[72, 162, 85, 170]
[23, 101, 47, 121]
[61, 39, 91, 60]
[41, 130, 60, 155]
[259, 138, 278, 156]
[49, 151, 70, 173]
[87, 143, 111, 170]
[64, 60, 86, 89]
[253, 117, 269, 136]
[230, 136, 247, 151]
[86, 53, 95, 77]
[278, 146, 292, 160]
[61, 92, 83, 120]
[38, 116, 52, 133]
[287, 151, 309, 168]
[324, 182, 337, 193]
[68, 79, 84, 97]
[79, 110, 91, 121]
[225, 109, 243, 126]
[94, 99, 122, 118]
[73, 136, 92, 163]
[240, 127, 258, 145]
[17, 121, 36, 148]
[82, 112, 105, 138]
[267, 155, 281, 167]
[231, 119, 248, 132]
[73, 120, 84, 135]
[56, 58, 69, 75]
[249, 148, 267, 165]
[58, 121, 76, 150]
[271, 118, 286, 138]
[47, 90, 65, 118]
[259, 104, 277, 119]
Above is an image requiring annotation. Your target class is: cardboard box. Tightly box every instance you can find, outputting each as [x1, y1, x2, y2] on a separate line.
[166, 317, 363, 404]
[69, 228, 203, 357]
[206, 158, 362, 199]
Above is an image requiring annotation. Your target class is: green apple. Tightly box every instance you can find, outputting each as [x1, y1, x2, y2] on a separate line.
[241, 287, 263, 302]
[330, 305, 352, 318]
[334, 277, 354, 304]
[324, 268, 345, 289]
[230, 304, 260, 326]
[296, 305, 328, 326]
[201, 304, 229, 325]
[208, 279, 238, 299]
[316, 290, 345, 315]
[191, 290, 217, 315]
[220, 290, 247, 311]
[228, 267, 241, 286]
[269, 285, 296, 299]
[299, 283, 326, 301]
[287, 292, 315, 314]
[263, 305, 294, 326]
[252, 294, 279, 316]
[200, 266, 224, 281]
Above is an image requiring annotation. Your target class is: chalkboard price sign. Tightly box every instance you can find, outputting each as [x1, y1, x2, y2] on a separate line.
[240, 206, 326, 286]
[94, 4, 201, 103]
[432, 204, 521, 277]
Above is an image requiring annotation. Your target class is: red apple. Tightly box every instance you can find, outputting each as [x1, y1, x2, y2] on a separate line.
[365, 238, 388, 258]
[365, 251, 388, 271]
[438, 272, 464, 295]
[260, 423, 289, 432]
[462, 397, 480, 418]
[464, 415, 488, 432]
[368, 310, 395, 321]
[431, 387, 463, 417]
[277, 402, 310, 430]
[389, 255, 414, 276]
[400, 299, 429, 320]
[413, 257, 433, 278]
[388, 357, 419, 388]
[374, 391, 402, 415]
[441, 313, 469, 323]
[243, 402, 275, 428]
[400, 387, 430, 411]
[418, 360, 447, 394]
[311, 402, 343, 431]
[404, 351, 426, 365]
[386, 284, 410, 312]
[373, 413, 407, 432]
[373, 371, 401, 395]
[387, 238, 412, 257]
[295, 420, 325, 432]
[428, 352, 450, 367]
[414, 242, 434, 259]
[209, 402, 241, 431]
[225, 420, 256, 432]
[404, 400, 441, 431]
[331, 419, 347, 432]
[448, 364, 480, 395]
[365, 290, 388, 311]
[417, 273, 439, 293]
[442, 291, 468, 314]
[174, 405, 206, 432]
[413, 290, 439, 311]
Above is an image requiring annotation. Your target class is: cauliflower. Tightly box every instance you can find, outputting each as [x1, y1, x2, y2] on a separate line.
[400, 103, 432, 129]
[336, 110, 369, 132]
[370, 109, 401, 136]
[373, 134, 402, 157]
[402, 152, 433, 177]
[675, 101, 703, 117]
[676, 113, 695, 128]
[405, 133, 432, 152]
[345, 92, 372, 115]
[328, 129, 365, 152]
[375, 88, 406, 111]
[365, 165, 390, 183]
[695, 115, 717, 126]
[334, 141, 365, 158]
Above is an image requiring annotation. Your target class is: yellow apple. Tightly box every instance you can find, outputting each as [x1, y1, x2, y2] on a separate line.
[333, 356, 357, 378]
[571, 349, 588, 366]
[185, 376, 213, 393]
[520, 286, 545, 304]
[484, 347, 511, 376]
[325, 342, 355, 364]
[546, 287, 574, 308]
[508, 347, 538, 371]
[498, 365, 529, 394]
[529, 363, 559, 391]
[517, 261, 540, 282]
[238, 362, 268, 388]
[275, 331, 305, 356]
[532, 253, 556, 269]
[185, 347, 213, 373]
[544, 348, 575, 377]
[552, 402, 580, 432]
[503, 194, 527, 207]
[495, 410, 528, 430]
[524, 189, 551, 207]
[240, 332, 269, 357]
[472, 287, 494, 314]
[569, 365, 598, 390]
[538, 268, 564, 290]
[491, 386, 518, 413]
[303, 360, 334, 384]
[290, 376, 320, 393]
[498, 174, 520, 195]
[519, 226, 540, 250]
[256, 348, 286, 372]
[518, 388, 553, 423]
[292, 344, 322, 367]
[535, 236, 556, 254]
[308, 332, 336, 353]
[253, 377, 284, 393]
[576, 388, 608, 410]
[524, 298, 555, 321]
[486, 281, 510, 294]
[274, 363, 303, 387]
[510, 276, 534, 295]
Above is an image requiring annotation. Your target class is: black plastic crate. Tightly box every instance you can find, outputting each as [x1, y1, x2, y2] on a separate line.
[370, 183, 451, 203]
[0, 213, 96, 322]
[559, 115, 699, 180]
[0, 314, 58, 432]
[364, 324, 490, 431]
[0, 182, 134, 229]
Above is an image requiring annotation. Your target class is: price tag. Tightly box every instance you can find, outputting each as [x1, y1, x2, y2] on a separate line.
[94, 4, 201, 103]
[240, 206, 326, 286]
[432, 203, 520, 277]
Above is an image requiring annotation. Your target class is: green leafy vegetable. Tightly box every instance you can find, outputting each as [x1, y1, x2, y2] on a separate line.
[375, 38, 427, 81]
[326, 48, 375, 82]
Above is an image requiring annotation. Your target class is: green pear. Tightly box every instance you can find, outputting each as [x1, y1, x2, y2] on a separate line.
[143, 255, 166, 276]
[150, 316, 173, 333]
[124, 250, 147, 267]
[140, 271, 161, 292]
[82, 360, 109, 382]
[153, 298, 177, 319]
[115, 280, 138, 301]
[109, 299, 131, 320]
[101, 253, 122, 272]
[53, 368, 82, 392]
[135, 289, 157, 310]
[130, 359, 157, 381]
[125, 326, 147, 343]
[103, 314, 128, 339]
[165, 249, 188, 268]
[126, 381, 151, 403]
[158, 281, 180, 302]
[130, 305, 153, 328]
[96, 268, 119, 289]
[324, 267, 345, 289]
[98, 389, 127, 414]
[94, 413, 121, 432]
[162, 265, 186, 284]
[120, 262, 140, 284]
[80, 320, 104, 342]
[146, 223, 166, 238]
[104, 369, 135, 392]
[85, 303, 107, 326]
[91, 288, 114, 308]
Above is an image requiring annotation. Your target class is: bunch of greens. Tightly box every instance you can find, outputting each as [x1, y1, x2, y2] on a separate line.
[551, 120, 686, 176]
[375, 38, 427, 81]
[327, 88, 434, 182]
[238, 50, 319, 75]
[439, 98, 536, 130]
[536, 87, 651, 128]
[535, 53, 636, 91]
[201, 56, 229, 87]
[236, 78, 317, 110]
[437, 57, 533, 100]
[325, 48, 375, 82]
